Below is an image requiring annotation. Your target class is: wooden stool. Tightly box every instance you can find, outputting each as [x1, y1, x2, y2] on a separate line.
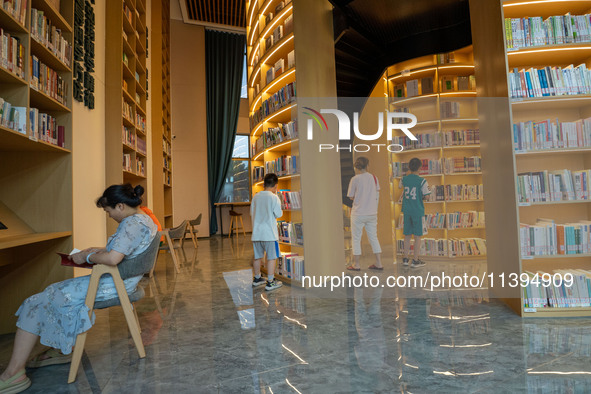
[228, 210, 246, 237]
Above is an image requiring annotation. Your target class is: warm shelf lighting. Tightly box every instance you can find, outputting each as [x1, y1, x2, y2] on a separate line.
[251, 94, 263, 114]
[263, 67, 296, 96]
[250, 66, 261, 88]
[251, 122, 263, 137]
[249, 42, 260, 67]
[389, 67, 437, 81]
[262, 34, 294, 66]
[507, 46, 591, 55]
[247, 1, 258, 29]
[248, 19, 260, 46]
[267, 139, 297, 152]
[504, 0, 578, 7]
[260, 4, 293, 42]
[253, 150, 264, 160]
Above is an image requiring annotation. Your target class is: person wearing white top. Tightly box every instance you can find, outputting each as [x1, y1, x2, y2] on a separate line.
[346, 157, 383, 271]
[251, 173, 284, 291]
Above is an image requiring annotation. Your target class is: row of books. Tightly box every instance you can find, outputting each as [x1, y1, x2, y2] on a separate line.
[509, 64, 591, 98]
[513, 118, 591, 152]
[123, 4, 133, 25]
[392, 76, 475, 98]
[265, 52, 294, 85]
[136, 112, 145, 132]
[252, 166, 264, 183]
[278, 189, 301, 210]
[517, 169, 590, 203]
[123, 100, 133, 122]
[30, 55, 67, 106]
[122, 125, 135, 148]
[443, 156, 482, 174]
[392, 159, 442, 177]
[31, 8, 72, 66]
[397, 237, 487, 257]
[162, 137, 171, 155]
[2, 0, 26, 26]
[393, 157, 481, 177]
[123, 153, 132, 172]
[391, 129, 480, 149]
[249, 81, 296, 128]
[520, 219, 591, 256]
[277, 221, 303, 245]
[276, 252, 305, 282]
[0, 97, 25, 133]
[264, 155, 298, 176]
[505, 14, 591, 49]
[28, 107, 64, 147]
[426, 184, 484, 202]
[440, 101, 461, 119]
[252, 120, 297, 156]
[136, 137, 146, 155]
[522, 269, 591, 308]
[398, 211, 485, 230]
[163, 156, 171, 170]
[1, 29, 25, 78]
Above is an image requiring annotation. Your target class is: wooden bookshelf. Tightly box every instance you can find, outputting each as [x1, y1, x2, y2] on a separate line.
[106, 0, 148, 234]
[0, 0, 74, 334]
[386, 46, 487, 260]
[151, 0, 173, 228]
[470, 0, 591, 316]
[247, 0, 345, 283]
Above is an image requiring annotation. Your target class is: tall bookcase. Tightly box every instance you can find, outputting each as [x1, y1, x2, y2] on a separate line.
[151, 0, 173, 228]
[470, 0, 591, 316]
[0, 0, 74, 334]
[106, 0, 148, 232]
[386, 46, 487, 260]
[247, 0, 345, 282]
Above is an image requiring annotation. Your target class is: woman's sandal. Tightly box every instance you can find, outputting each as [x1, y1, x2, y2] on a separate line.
[346, 265, 361, 271]
[0, 369, 31, 394]
[26, 348, 72, 369]
[368, 264, 384, 271]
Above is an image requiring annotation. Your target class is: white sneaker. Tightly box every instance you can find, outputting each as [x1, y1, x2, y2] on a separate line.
[252, 276, 267, 287]
[265, 279, 283, 291]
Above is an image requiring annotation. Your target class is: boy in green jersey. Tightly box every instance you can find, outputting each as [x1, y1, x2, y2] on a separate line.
[399, 158, 431, 268]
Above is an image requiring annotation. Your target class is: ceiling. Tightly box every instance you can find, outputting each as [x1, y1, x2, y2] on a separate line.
[183, 0, 246, 29]
[330, 0, 472, 97]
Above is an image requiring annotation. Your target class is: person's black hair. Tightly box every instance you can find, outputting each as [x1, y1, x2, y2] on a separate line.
[96, 184, 144, 208]
[354, 156, 369, 170]
[409, 158, 422, 172]
[264, 173, 279, 188]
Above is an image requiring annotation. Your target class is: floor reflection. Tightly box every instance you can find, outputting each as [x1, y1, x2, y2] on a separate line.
[0, 237, 590, 393]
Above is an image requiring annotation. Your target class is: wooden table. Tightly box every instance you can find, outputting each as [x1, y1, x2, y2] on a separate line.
[214, 202, 250, 236]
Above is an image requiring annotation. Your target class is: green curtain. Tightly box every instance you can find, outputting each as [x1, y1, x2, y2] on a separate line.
[206, 30, 245, 235]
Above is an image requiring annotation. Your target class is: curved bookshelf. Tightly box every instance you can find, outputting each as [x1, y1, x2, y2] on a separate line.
[250, 102, 297, 137]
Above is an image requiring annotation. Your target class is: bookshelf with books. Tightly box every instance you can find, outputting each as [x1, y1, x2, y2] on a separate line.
[0, 0, 74, 334]
[247, 0, 345, 284]
[386, 46, 487, 260]
[470, 0, 591, 316]
[106, 0, 149, 233]
[151, 0, 173, 227]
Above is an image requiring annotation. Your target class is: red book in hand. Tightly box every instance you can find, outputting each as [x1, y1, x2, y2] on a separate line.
[58, 253, 94, 269]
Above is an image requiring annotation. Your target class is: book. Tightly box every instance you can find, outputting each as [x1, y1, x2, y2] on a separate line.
[275, 1, 284, 14]
[58, 249, 93, 269]
[406, 79, 419, 97]
[265, 12, 273, 26]
[421, 77, 434, 94]
[274, 58, 284, 77]
[284, 14, 293, 35]
[272, 25, 283, 43]
[441, 75, 454, 92]
[287, 50, 295, 69]
[393, 83, 404, 97]
[266, 67, 275, 84]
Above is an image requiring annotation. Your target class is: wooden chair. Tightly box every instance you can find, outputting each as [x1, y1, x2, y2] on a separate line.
[68, 233, 161, 384]
[160, 220, 189, 273]
[181, 213, 202, 249]
[228, 210, 246, 237]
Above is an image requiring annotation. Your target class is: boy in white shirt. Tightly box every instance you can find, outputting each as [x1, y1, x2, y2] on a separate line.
[251, 173, 284, 291]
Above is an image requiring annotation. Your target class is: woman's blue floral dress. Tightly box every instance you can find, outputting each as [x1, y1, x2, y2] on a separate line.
[15, 214, 157, 354]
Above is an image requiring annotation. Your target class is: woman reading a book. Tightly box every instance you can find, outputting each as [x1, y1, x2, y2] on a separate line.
[0, 184, 158, 394]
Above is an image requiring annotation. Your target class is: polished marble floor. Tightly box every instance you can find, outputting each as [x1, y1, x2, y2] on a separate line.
[1, 235, 591, 393]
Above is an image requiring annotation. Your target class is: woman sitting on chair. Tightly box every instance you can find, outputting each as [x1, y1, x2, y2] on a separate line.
[0, 184, 157, 394]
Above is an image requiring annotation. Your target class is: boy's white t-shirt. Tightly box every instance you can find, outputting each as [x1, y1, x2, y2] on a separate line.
[251, 190, 283, 241]
[347, 172, 380, 216]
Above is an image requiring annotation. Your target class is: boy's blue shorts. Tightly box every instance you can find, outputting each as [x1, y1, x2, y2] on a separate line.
[403, 214, 425, 236]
